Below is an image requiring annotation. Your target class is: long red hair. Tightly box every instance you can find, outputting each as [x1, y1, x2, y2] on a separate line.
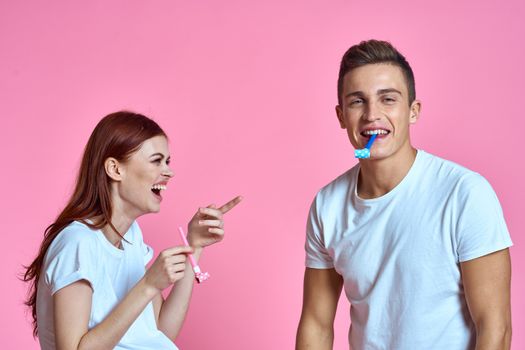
[23, 111, 166, 336]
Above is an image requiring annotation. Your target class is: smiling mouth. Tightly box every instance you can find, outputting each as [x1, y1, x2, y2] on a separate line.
[151, 184, 167, 197]
[360, 129, 390, 138]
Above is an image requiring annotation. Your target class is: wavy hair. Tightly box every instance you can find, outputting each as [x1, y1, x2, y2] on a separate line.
[23, 111, 166, 336]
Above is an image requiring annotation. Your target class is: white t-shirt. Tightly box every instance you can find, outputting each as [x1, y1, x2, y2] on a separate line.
[305, 150, 512, 350]
[37, 220, 178, 350]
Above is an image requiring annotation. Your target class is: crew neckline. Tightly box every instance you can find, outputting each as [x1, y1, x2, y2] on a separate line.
[353, 149, 425, 203]
[78, 220, 133, 257]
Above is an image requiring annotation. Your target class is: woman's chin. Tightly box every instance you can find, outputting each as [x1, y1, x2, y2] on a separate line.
[149, 205, 161, 214]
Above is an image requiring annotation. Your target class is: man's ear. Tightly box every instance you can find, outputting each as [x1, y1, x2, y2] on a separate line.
[104, 157, 123, 182]
[335, 105, 346, 129]
[409, 100, 422, 125]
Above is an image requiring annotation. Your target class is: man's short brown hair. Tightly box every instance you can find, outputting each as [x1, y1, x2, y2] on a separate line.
[337, 40, 416, 106]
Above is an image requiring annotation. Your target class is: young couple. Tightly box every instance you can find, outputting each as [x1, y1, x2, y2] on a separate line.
[25, 40, 512, 350]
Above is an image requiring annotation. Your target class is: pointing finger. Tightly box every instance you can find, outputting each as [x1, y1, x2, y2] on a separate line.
[219, 195, 243, 214]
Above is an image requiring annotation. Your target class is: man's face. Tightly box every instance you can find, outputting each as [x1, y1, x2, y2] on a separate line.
[336, 63, 420, 161]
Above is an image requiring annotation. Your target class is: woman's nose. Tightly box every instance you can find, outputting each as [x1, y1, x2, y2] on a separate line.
[163, 165, 174, 178]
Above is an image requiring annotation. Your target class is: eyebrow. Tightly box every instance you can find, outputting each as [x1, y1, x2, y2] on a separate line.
[149, 153, 170, 160]
[378, 88, 403, 96]
[344, 88, 403, 99]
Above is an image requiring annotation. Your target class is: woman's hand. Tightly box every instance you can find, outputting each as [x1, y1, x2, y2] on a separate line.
[187, 196, 242, 249]
[143, 246, 193, 292]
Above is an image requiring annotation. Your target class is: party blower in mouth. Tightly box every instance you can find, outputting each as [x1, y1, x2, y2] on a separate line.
[178, 226, 210, 283]
[354, 133, 377, 159]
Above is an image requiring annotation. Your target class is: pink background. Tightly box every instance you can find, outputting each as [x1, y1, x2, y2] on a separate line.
[1, 1, 523, 348]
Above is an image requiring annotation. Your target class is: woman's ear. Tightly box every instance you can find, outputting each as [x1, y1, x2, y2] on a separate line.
[104, 157, 122, 181]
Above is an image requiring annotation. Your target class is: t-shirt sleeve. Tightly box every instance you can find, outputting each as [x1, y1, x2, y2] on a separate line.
[133, 221, 154, 265]
[455, 174, 513, 262]
[44, 228, 97, 295]
[305, 195, 334, 269]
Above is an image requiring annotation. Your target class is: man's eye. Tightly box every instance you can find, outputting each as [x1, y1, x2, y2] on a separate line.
[383, 97, 396, 103]
[350, 99, 363, 106]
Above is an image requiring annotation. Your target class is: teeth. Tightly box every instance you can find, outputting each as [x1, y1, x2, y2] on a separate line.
[151, 184, 167, 191]
[363, 129, 388, 135]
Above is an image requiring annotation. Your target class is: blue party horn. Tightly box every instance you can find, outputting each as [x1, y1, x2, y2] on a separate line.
[354, 133, 378, 159]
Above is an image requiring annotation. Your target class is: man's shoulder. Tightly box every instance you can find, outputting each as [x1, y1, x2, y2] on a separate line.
[418, 150, 480, 181]
[315, 164, 359, 200]
[418, 150, 484, 185]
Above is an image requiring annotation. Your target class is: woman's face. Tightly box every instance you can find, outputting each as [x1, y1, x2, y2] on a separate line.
[116, 135, 173, 217]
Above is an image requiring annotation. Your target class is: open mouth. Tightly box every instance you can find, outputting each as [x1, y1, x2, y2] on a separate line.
[360, 129, 390, 138]
[151, 184, 167, 198]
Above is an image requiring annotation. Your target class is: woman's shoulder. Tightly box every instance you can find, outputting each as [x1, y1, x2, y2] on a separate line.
[42, 221, 103, 293]
[50, 221, 100, 251]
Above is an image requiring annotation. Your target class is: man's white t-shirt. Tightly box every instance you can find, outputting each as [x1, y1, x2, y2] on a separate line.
[306, 150, 512, 349]
[37, 220, 178, 350]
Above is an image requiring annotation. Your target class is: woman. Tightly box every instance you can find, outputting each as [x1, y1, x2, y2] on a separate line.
[23, 111, 241, 349]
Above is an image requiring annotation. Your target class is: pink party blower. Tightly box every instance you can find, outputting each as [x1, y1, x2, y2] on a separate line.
[178, 226, 210, 284]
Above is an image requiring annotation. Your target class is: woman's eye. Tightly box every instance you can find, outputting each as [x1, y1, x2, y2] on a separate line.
[152, 159, 162, 164]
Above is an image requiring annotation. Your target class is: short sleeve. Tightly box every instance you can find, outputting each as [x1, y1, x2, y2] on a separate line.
[44, 227, 97, 295]
[455, 174, 513, 262]
[305, 195, 334, 268]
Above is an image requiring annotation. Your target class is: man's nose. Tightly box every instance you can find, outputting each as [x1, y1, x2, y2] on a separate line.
[363, 102, 381, 121]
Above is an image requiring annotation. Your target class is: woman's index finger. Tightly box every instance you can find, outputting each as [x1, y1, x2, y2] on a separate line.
[219, 196, 242, 214]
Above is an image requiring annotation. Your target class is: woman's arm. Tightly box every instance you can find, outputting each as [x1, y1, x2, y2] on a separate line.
[53, 245, 192, 350]
[156, 196, 242, 340]
[157, 247, 202, 340]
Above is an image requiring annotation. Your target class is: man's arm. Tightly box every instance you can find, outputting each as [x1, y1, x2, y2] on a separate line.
[460, 248, 512, 350]
[296, 267, 344, 350]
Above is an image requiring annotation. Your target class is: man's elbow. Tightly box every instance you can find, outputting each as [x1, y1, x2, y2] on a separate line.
[296, 316, 334, 350]
[475, 318, 512, 349]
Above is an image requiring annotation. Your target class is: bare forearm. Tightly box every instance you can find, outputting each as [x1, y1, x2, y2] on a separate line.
[296, 318, 334, 350]
[76, 279, 157, 350]
[475, 324, 511, 350]
[296, 268, 342, 350]
[158, 247, 202, 340]
[460, 250, 512, 350]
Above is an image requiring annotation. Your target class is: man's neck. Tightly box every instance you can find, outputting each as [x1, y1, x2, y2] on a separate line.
[357, 145, 417, 199]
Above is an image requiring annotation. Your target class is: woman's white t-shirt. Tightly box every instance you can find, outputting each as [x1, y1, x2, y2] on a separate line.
[37, 220, 178, 350]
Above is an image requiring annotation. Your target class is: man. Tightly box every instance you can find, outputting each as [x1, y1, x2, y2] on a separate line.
[296, 40, 512, 349]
